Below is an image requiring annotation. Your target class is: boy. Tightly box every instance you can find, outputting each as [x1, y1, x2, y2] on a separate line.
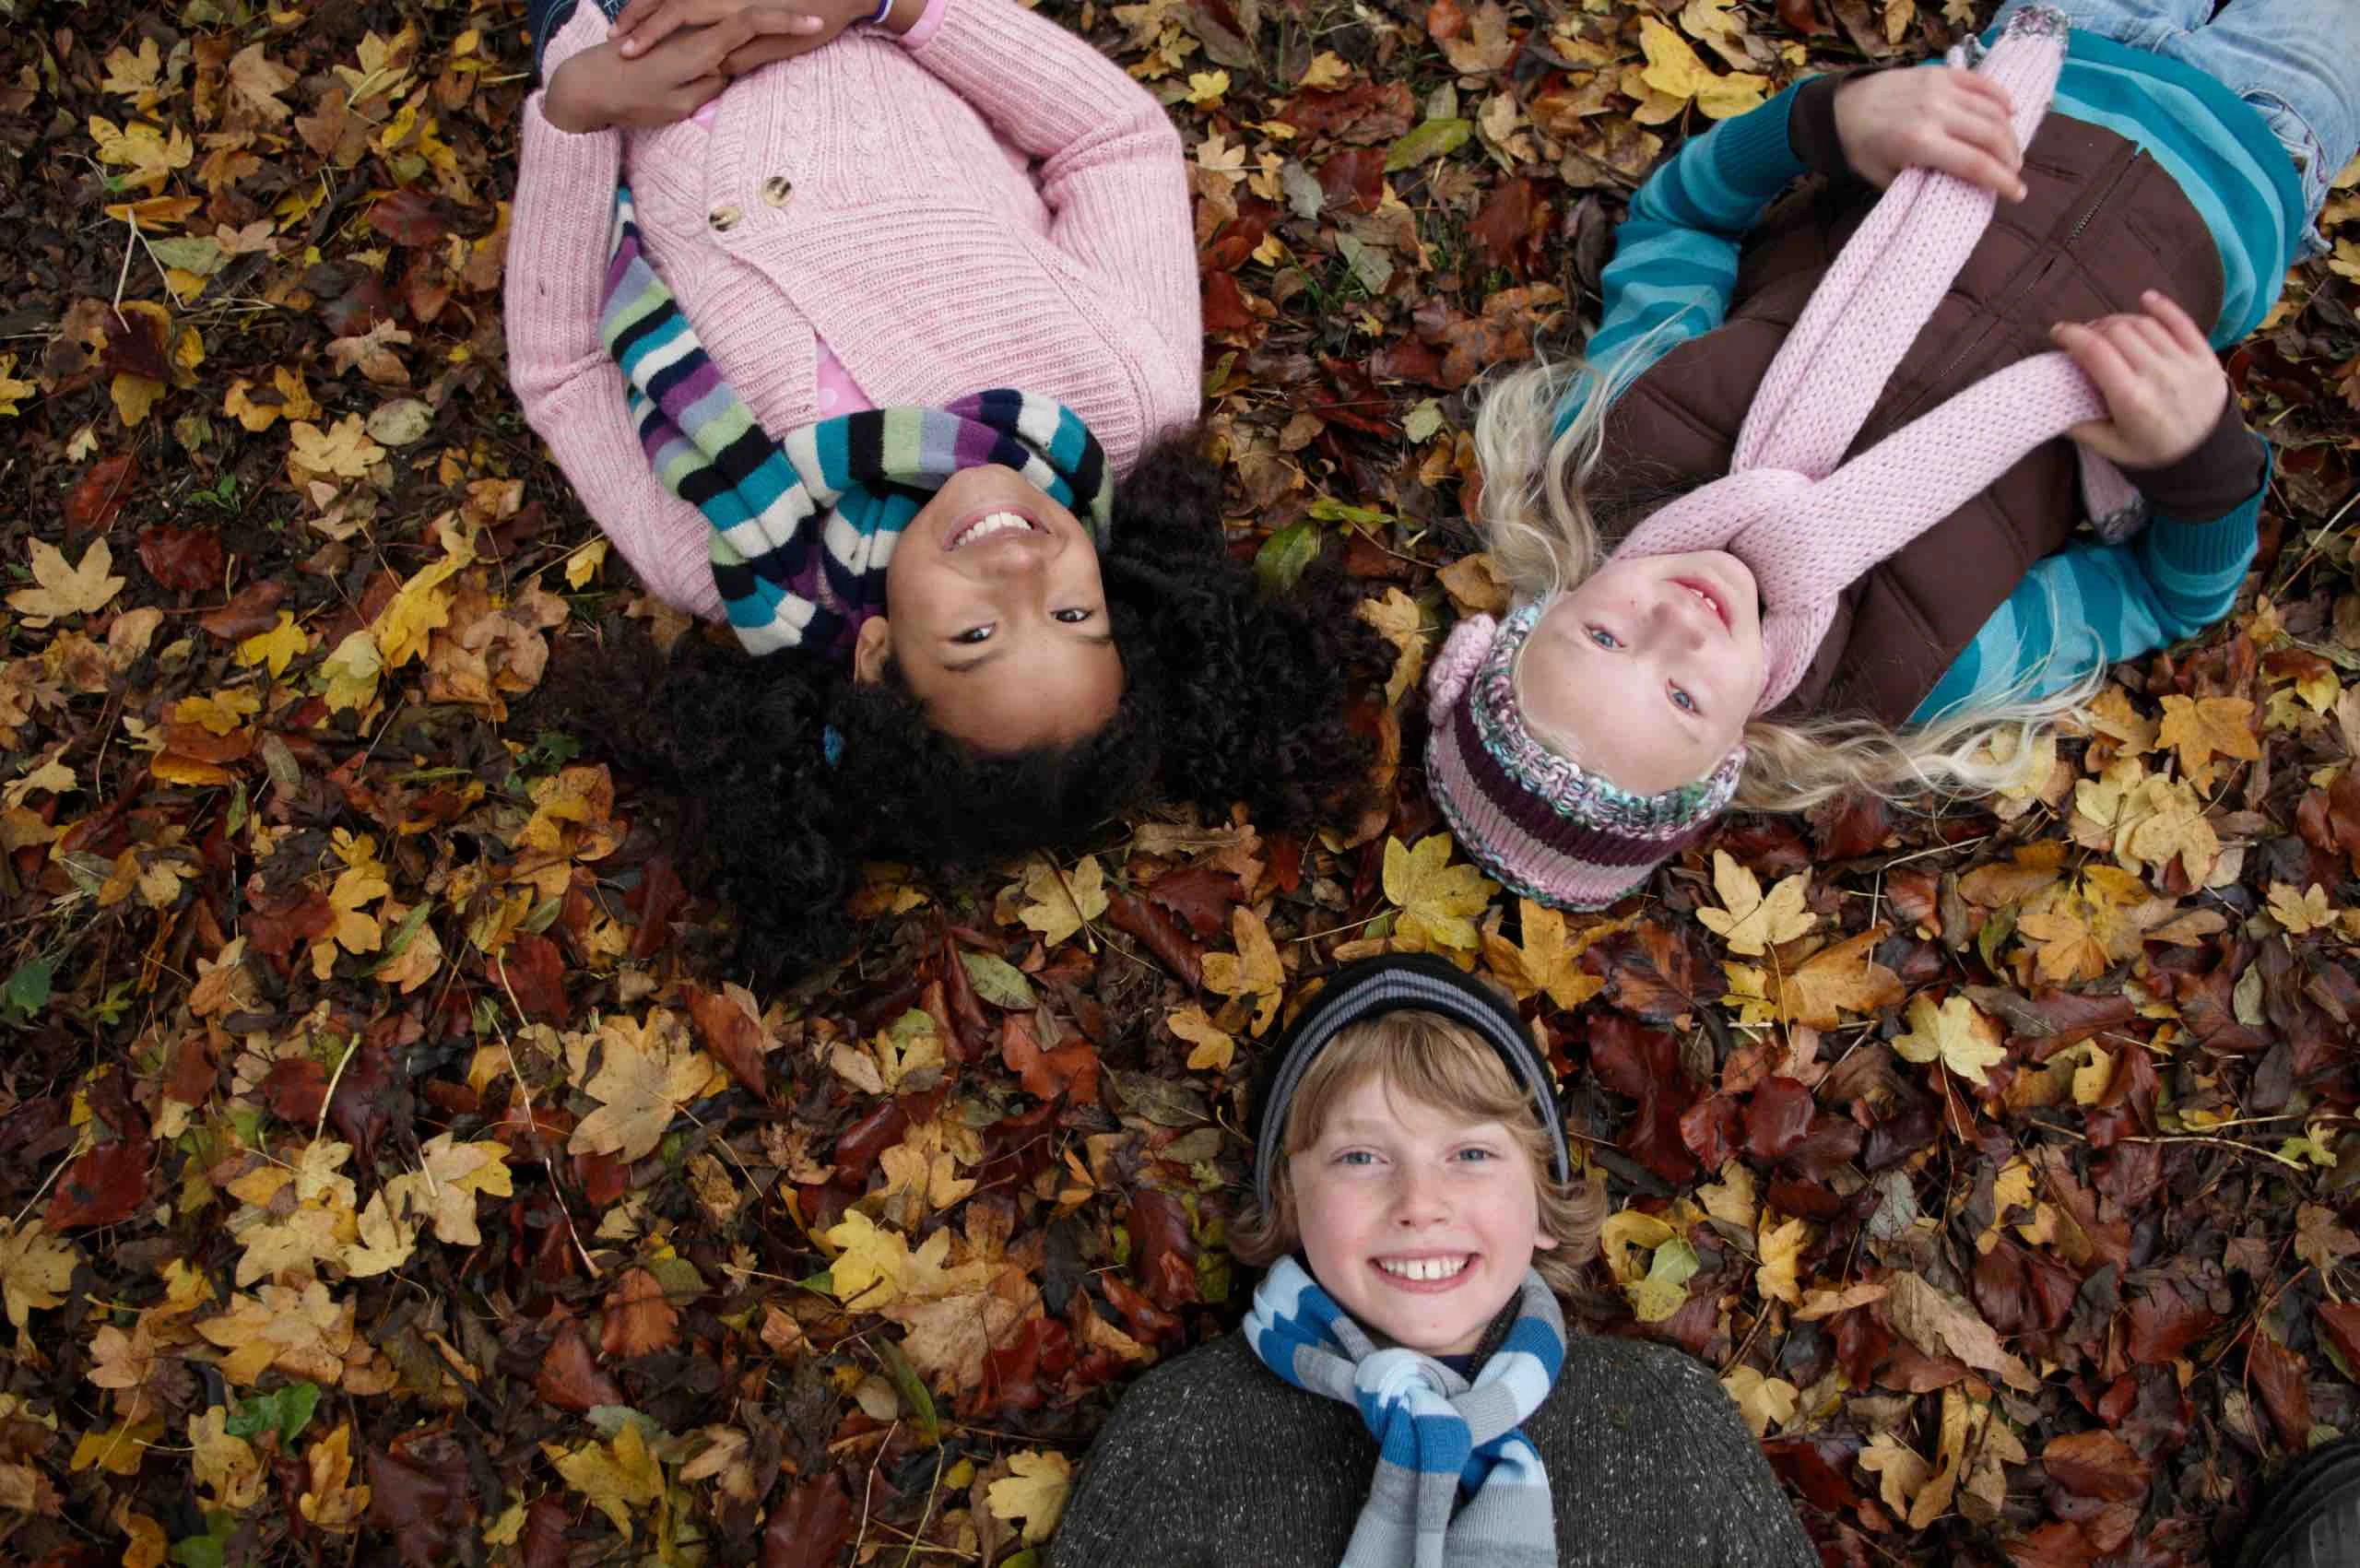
[1049, 954, 1818, 1567]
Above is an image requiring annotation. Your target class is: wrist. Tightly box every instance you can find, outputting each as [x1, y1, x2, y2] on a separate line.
[541, 65, 607, 134]
[876, 0, 924, 34]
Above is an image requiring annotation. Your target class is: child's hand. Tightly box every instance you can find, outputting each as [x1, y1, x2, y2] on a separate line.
[543, 14, 824, 132]
[1833, 65, 2028, 200]
[2051, 291, 2230, 470]
[615, 0, 877, 62]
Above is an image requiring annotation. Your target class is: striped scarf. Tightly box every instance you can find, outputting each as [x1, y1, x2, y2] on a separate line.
[1245, 1256, 1564, 1568]
[597, 187, 1114, 660]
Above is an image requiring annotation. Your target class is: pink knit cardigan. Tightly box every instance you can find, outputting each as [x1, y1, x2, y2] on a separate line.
[503, 0, 1202, 619]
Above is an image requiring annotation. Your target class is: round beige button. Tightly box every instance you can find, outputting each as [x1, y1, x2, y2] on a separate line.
[709, 204, 742, 231]
[761, 175, 794, 207]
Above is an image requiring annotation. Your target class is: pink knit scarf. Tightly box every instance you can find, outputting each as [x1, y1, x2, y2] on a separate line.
[1610, 5, 2131, 715]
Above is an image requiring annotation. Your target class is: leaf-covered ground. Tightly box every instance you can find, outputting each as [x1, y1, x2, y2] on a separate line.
[1, 0, 2357, 1563]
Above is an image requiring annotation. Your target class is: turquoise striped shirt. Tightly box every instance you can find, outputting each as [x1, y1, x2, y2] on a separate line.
[1562, 29, 2297, 725]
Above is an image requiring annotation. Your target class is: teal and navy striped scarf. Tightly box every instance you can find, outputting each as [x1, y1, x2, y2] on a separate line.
[1245, 1255, 1564, 1567]
[596, 186, 1115, 660]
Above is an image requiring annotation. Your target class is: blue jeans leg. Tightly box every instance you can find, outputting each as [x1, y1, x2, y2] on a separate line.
[1992, 0, 2360, 257]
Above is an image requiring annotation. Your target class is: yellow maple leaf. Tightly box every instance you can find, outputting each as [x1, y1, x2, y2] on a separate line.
[88, 115, 193, 194]
[1186, 69, 1231, 106]
[1010, 854, 1109, 948]
[1203, 904, 1285, 1033]
[1298, 50, 1351, 90]
[1720, 1363, 1799, 1439]
[71, 1416, 164, 1476]
[298, 1421, 370, 1531]
[566, 1012, 725, 1163]
[1695, 851, 1816, 956]
[1858, 1431, 1934, 1516]
[1755, 1211, 1807, 1304]
[399, 1132, 512, 1245]
[824, 1208, 985, 1310]
[1764, 928, 1904, 1029]
[0, 1219, 78, 1328]
[190, 1406, 265, 1510]
[2156, 694, 2260, 789]
[564, 537, 609, 589]
[1359, 588, 1431, 706]
[371, 556, 461, 669]
[1481, 900, 1618, 1011]
[9, 538, 125, 627]
[316, 632, 380, 717]
[546, 1423, 663, 1540]
[986, 1450, 1073, 1544]
[2267, 881, 2332, 936]
[1891, 993, 2009, 1087]
[223, 366, 318, 431]
[1384, 832, 1498, 959]
[0, 354, 33, 418]
[100, 38, 162, 102]
[1166, 1003, 1235, 1073]
[288, 415, 385, 484]
[236, 612, 310, 678]
[1636, 16, 1768, 118]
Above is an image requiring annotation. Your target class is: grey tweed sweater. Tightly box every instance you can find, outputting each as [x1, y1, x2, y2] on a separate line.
[1048, 1308, 1818, 1568]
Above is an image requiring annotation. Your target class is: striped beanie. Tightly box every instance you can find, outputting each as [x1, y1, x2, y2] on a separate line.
[1425, 601, 1743, 912]
[1250, 952, 1569, 1213]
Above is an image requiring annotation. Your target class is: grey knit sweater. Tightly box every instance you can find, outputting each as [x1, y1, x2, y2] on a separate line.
[1048, 1307, 1819, 1568]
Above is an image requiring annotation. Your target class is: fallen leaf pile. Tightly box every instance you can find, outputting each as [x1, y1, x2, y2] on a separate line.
[0, 2, 2355, 1565]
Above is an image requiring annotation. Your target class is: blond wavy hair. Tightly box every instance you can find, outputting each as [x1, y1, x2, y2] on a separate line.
[1232, 1010, 1605, 1296]
[1467, 349, 2103, 813]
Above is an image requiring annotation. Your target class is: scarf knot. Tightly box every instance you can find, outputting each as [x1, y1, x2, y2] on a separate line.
[1245, 1256, 1564, 1568]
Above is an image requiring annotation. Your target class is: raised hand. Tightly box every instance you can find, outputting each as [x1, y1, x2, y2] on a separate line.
[2052, 291, 2232, 470]
[1833, 65, 2028, 200]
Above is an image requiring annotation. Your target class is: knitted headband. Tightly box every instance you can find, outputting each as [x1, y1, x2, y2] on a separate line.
[1249, 952, 1570, 1213]
[1424, 602, 1744, 912]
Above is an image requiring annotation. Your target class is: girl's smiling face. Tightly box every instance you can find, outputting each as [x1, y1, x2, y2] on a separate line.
[1290, 1074, 1557, 1357]
[1517, 550, 1767, 794]
[854, 464, 1124, 753]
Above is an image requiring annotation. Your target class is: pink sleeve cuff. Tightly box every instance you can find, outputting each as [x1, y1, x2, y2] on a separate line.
[898, 0, 950, 52]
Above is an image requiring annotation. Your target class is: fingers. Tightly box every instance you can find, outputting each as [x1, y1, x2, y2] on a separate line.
[1944, 65, 2016, 121]
[724, 29, 826, 75]
[2051, 319, 2142, 408]
[2141, 289, 2211, 356]
[617, 0, 738, 56]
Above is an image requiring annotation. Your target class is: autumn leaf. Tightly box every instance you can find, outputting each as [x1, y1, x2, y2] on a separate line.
[986, 1450, 1073, 1544]
[1695, 851, 1815, 955]
[1635, 16, 1770, 118]
[1009, 854, 1109, 947]
[567, 1012, 726, 1163]
[9, 539, 125, 626]
[547, 1422, 664, 1539]
[2266, 881, 2332, 934]
[0, 1219, 78, 1327]
[1890, 993, 2010, 1087]
[1858, 1431, 1934, 1516]
[1202, 904, 1285, 1032]
[1358, 588, 1430, 705]
[1384, 832, 1498, 959]
[1167, 1003, 1236, 1072]
[1720, 1364, 1799, 1439]
[298, 1421, 371, 1530]
[1481, 900, 1619, 1011]
[2156, 693, 2260, 788]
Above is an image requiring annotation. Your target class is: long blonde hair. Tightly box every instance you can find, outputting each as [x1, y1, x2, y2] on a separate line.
[1468, 350, 2100, 814]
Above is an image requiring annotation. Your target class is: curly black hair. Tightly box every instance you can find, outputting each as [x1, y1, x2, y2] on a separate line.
[544, 432, 1390, 981]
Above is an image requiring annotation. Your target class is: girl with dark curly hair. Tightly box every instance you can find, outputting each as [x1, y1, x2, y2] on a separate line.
[506, 0, 1384, 976]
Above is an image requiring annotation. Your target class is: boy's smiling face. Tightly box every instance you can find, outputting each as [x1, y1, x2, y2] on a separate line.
[1290, 1074, 1556, 1357]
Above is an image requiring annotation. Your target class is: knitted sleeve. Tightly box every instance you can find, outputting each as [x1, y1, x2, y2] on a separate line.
[1640, 1352, 1823, 1567]
[1552, 79, 1823, 437]
[897, 0, 1200, 444]
[1908, 448, 2265, 724]
[502, 10, 728, 621]
[1046, 1373, 1212, 1568]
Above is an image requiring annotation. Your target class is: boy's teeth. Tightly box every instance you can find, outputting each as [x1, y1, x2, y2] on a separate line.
[1377, 1255, 1470, 1282]
[953, 512, 1032, 548]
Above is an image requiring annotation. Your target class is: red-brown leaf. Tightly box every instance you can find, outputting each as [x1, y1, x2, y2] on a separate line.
[493, 933, 569, 1026]
[1127, 1187, 1199, 1311]
[136, 524, 225, 592]
[45, 1139, 148, 1230]
[2122, 1285, 2218, 1365]
[601, 1267, 681, 1359]
[683, 983, 768, 1097]
[65, 454, 137, 534]
[2247, 1330, 2317, 1448]
[2041, 1429, 2151, 1503]
[365, 1428, 478, 1568]
[1743, 1077, 1816, 1162]
[197, 580, 286, 642]
[370, 189, 447, 246]
[763, 1472, 854, 1568]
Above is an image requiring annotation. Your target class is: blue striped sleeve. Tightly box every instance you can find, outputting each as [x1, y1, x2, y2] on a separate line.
[1553, 83, 1819, 437]
[1909, 477, 2263, 724]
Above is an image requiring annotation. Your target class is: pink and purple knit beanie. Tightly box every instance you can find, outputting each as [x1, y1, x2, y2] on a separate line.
[1426, 602, 1744, 911]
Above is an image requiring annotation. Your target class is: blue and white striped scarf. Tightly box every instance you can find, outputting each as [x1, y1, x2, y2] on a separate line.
[1244, 1256, 1564, 1568]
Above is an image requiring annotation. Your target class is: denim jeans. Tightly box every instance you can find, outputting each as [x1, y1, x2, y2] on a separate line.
[1992, 0, 2360, 257]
